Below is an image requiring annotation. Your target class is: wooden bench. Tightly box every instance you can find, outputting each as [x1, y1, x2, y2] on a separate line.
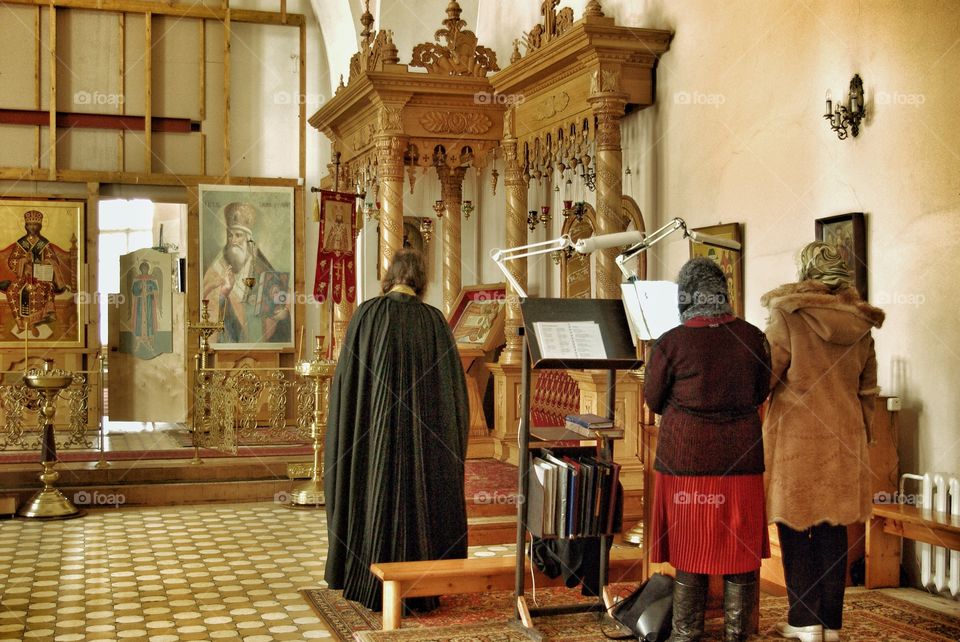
[370, 547, 645, 630]
[865, 503, 960, 588]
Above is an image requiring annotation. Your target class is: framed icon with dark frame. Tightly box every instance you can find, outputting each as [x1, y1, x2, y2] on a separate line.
[689, 222, 744, 318]
[815, 212, 867, 300]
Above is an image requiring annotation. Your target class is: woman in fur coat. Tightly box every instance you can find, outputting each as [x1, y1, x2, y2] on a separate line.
[762, 242, 884, 642]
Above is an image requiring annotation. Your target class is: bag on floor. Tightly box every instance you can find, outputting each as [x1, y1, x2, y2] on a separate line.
[604, 572, 674, 641]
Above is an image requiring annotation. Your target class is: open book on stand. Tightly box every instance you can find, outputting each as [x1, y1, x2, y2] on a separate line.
[620, 280, 681, 344]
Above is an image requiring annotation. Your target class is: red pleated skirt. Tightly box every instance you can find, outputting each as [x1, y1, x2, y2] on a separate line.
[648, 472, 770, 575]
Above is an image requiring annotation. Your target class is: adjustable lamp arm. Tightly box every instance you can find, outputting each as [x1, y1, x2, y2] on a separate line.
[615, 217, 742, 280]
[490, 235, 576, 298]
[615, 218, 688, 279]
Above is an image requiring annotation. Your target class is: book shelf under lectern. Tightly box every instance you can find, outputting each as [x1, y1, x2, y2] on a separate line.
[514, 297, 643, 631]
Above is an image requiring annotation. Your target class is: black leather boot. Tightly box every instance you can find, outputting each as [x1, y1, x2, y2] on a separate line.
[723, 572, 758, 642]
[667, 571, 708, 642]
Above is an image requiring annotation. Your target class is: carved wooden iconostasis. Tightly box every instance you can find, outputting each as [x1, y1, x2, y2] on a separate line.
[485, 6, 668, 490]
[311, 0, 671, 459]
[308, 0, 505, 332]
[308, 2, 509, 460]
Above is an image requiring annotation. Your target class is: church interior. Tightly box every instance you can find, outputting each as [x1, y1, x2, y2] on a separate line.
[0, 0, 959, 640]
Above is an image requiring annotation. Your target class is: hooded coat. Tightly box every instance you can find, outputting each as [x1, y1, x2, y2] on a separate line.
[761, 280, 884, 530]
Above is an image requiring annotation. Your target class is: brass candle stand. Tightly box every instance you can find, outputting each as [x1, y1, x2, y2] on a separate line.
[18, 360, 81, 519]
[290, 336, 336, 507]
[188, 299, 224, 464]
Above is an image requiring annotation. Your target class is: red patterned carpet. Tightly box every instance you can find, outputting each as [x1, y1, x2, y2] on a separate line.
[303, 587, 960, 642]
[464, 457, 517, 501]
[300, 585, 603, 640]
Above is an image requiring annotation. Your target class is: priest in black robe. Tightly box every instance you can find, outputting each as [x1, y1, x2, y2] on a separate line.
[323, 248, 470, 612]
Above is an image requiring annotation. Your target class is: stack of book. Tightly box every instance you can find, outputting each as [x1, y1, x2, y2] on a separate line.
[527, 449, 621, 539]
[564, 413, 624, 439]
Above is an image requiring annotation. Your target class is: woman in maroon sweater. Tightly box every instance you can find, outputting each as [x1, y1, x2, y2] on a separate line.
[645, 257, 772, 642]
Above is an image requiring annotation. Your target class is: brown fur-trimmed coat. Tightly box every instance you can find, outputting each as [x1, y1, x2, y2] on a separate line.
[761, 281, 885, 529]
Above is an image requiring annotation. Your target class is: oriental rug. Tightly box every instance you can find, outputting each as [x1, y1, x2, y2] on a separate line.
[300, 585, 604, 641]
[302, 587, 960, 642]
[464, 458, 518, 502]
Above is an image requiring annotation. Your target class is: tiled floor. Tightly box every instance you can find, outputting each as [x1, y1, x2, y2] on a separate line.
[1, 502, 956, 641]
[0, 502, 515, 642]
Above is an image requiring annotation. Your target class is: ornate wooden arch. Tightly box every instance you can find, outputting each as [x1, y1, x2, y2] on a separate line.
[560, 203, 596, 298]
[559, 196, 647, 297]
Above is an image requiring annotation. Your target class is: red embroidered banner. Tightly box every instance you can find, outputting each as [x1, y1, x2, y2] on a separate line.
[313, 190, 357, 304]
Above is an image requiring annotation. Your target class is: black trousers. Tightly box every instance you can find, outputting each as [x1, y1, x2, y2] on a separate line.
[777, 522, 848, 629]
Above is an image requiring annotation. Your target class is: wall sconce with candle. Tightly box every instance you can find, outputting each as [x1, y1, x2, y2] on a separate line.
[562, 201, 588, 222]
[527, 210, 539, 231]
[364, 200, 381, 222]
[539, 205, 552, 226]
[419, 217, 434, 244]
[825, 74, 867, 140]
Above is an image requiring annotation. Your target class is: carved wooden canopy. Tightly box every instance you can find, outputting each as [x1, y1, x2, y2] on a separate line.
[490, 1, 672, 178]
[308, 1, 504, 192]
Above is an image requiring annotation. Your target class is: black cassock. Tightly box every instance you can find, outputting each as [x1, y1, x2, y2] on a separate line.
[323, 291, 470, 611]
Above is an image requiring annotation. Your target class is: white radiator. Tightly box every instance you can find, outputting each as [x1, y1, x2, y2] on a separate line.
[900, 472, 960, 598]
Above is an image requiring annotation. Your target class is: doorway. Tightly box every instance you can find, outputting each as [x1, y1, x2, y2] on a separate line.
[97, 199, 187, 450]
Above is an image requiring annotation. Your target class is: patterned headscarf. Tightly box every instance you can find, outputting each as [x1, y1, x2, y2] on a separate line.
[798, 241, 852, 290]
[677, 257, 734, 322]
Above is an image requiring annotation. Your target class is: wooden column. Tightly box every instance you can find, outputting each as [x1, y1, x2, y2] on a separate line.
[497, 132, 527, 365]
[491, 124, 528, 462]
[438, 164, 467, 316]
[587, 91, 628, 299]
[376, 132, 406, 277]
[489, 362, 532, 465]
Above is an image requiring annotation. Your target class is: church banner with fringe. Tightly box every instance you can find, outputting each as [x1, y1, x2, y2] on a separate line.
[313, 190, 357, 304]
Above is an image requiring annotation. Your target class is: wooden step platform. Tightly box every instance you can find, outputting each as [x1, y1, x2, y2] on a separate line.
[371, 545, 644, 630]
